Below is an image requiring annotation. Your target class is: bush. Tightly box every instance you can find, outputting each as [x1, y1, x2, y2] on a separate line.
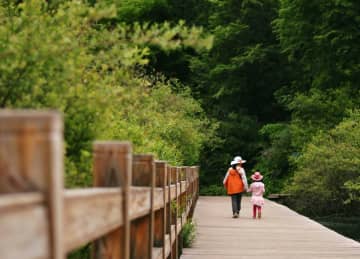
[315, 216, 360, 242]
[181, 220, 196, 248]
[68, 244, 91, 259]
[255, 123, 293, 195]
[200, 184, 227, 196]
[0, 0, 213, 188]
[286, 110, 360, 216]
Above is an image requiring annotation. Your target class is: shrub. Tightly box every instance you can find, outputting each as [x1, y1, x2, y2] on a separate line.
[0, 0, 213, 188]
[181, 220, 196, 248]
[286, 110, 360, 216]
[200, 184, 227, 196]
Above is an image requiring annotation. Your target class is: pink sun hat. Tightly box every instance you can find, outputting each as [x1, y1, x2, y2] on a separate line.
[251, 171, 263, 181]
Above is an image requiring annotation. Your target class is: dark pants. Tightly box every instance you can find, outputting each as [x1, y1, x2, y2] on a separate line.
[231, 193, 242, 214]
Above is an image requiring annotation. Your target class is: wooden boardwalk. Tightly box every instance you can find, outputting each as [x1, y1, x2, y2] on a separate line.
[181, 196, 360, 259]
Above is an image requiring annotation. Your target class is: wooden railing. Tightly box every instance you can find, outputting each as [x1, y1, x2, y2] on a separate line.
[0, 111, 199, 259]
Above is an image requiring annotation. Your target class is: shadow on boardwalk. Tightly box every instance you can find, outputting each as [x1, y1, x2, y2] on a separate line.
[181, 196, 360, 259]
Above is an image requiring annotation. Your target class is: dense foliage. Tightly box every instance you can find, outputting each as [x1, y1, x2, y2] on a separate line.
[286, 110, 360, 216]
[181, 220, 196, 248]
[0, 0, 213, 187]
[270, 0, 360, 216]
[110, 0, 360, 218]
[1, 0, 359, 231]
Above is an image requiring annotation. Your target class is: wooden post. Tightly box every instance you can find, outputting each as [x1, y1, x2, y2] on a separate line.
[170, 166, 178, 259]
[166, 164, 172, 259]
[188, 167, 196, 219]
[131, 154, 155, 259]
[186, 167, 192, 217]
[194, 166, 200, 201]
[92, 141, 132, 259]
[179, 167, 186, 226]
[0, 110, 64, 259]
[178, 166, 185, 256]
[154, 161, 167, 259]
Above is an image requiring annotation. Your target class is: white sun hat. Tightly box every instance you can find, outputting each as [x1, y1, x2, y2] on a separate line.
[230, 156, 247, 165]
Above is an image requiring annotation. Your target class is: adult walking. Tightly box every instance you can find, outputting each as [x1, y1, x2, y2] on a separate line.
[223, 156, 248, 218]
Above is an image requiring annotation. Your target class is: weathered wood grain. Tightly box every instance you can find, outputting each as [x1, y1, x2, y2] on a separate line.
[152, 247, 163, 259]
[64, 188, 122, 252]
[0, 178, 197, 259]
[164, 234, 171, 258]
[92, 142, 131, 259]
[154, 161, 167, 259]
[0, 193, 48, 259]
[131, 154, 155, 259]
[0, 111, 64, 259]
[0, 111, 200, 259]
[181, 197, 360, 259]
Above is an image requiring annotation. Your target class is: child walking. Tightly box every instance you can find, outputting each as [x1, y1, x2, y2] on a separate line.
[248, 172, 265, 219]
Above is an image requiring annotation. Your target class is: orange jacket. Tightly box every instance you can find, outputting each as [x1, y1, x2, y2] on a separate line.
[223, 168, 245, 195]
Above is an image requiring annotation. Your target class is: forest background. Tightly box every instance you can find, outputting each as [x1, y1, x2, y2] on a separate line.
[1, 0, 359, 245]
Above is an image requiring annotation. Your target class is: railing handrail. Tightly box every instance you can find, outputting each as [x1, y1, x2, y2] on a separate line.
[0, 110, 199, 259]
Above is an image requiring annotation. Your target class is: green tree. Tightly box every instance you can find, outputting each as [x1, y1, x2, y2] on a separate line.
[273, 0, 360, 150]
[286, 110, 360, 216]
[275, 0, 360, 91]
[190, 0, 290, 185]
[255, 122, 292, 194]
[0, 0, 213, 187]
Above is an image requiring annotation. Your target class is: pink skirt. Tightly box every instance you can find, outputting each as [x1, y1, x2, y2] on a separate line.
[251, 196, 264, 206]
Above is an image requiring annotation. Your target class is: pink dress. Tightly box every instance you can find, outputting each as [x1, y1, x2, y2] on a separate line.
[248, 182, 265, 206]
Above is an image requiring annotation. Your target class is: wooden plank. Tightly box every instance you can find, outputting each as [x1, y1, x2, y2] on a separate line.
[0, 187, 168, 257]
[179, 169, 187, 228]
[0, 192, 43, 208]
[188, 167, 196, 219]
[0, 203, 49, 259]
[177, 221, 182, 234]
[170, 166, 179, 259]
[66, 187, 167, 252]
[154, 187, 165, 210]
[64, 188, 122, 252]
[130, 216, 151, 259]
[165, 186, 169, 203]
[131, 154, 155, 259]
[0, 193, 48, 259]
[181, 181, 187, 192]
[193, 166, 200, 201]
[164, 234, 171, 258]
[170, 184, 176, 200]
[182, 213, 187, 225]
[154, 161, 167, 255]
[181, 197, 360, 259]
[170, 225, 176, 246]
[0, 111, 199, 259]
[166, 165, 172, 258]
[4, 187, 177, 256]
[177, 182, 181, 197]
[129, 186, 151, 219]
[0, 111, 64, 259]
[92, 142, 131, 259]
[152, 247, 163, 259]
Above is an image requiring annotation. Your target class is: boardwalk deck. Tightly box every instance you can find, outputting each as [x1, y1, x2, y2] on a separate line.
[181, 196, 360, 259]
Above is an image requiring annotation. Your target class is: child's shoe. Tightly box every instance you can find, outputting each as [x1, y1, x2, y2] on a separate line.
[258, 212, 261, 219]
